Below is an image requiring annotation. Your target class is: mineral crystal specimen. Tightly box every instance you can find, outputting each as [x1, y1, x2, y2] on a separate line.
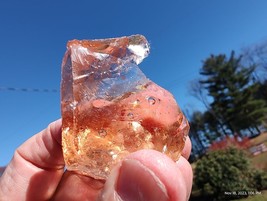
[61, 34, 189, 179]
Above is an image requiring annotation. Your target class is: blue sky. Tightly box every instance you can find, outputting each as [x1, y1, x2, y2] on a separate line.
[1, 0, 267, 166]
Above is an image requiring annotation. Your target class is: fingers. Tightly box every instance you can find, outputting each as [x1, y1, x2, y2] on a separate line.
[176, 157, 193, 201]
[52, 137, 192, 201]
[181, 136, 192, 160]
[0, 119, 65, 200]
[99, 149, 193, 201]
[52, 136, 192, 201]
[51, 171, 104, 201]
[17, 119, 64, 169]
[0, 117, 192, 201]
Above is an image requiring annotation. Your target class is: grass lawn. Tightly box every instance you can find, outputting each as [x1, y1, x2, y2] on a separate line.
[248, 132, 267, 171]
[251, 151, 267, 171]
[249, 132, 267, 146]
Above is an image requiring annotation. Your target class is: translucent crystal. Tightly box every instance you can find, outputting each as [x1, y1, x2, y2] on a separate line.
[61, 35, 189, 179]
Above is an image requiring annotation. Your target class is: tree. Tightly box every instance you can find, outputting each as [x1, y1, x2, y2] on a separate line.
[189, 110, 228, 161]
[188, 111, 209, 160]
[254, 80, 267, 103]
[199, 51, 267, 136]
[194, 147, 267, 200]
[253, 80, 267, 129]
[242, 40, 267, 82]
[190, 79, 229, 137]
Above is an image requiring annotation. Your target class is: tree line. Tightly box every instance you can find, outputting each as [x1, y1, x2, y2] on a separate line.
[188, 41, 267, 159]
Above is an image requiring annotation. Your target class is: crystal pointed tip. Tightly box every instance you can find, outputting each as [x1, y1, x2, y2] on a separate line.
[61, 34, 189, 180]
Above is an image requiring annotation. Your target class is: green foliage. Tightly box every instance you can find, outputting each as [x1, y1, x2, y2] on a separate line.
[198, 51, 267, 137]
[189, 47, 267, 159]
[249, 170, 267, 190]
[189, 111, 208, 157]
[194, 147, 266, 200]
[254, 80, 267, 109]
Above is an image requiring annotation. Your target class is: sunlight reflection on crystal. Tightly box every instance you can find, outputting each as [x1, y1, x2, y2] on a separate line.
[132, 99, 140, 107]
[70, 100, 78, 109]
[61, 35, 189, 179]
[162, 144, 167, 153]
[78, 129, 90, 151]
[63, 127, 70, 134]
[132, 121, 141, 131]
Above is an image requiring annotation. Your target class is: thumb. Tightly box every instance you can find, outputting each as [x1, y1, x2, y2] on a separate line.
[98, 158, 169, 201]
[97, 150, 191, 201]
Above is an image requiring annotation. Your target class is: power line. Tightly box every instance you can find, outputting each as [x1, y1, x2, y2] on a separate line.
[0, 86, 59, 93]
[0, 68, 196, 93]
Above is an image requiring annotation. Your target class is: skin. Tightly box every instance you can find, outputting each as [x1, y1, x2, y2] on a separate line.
[0, 119, 193, 201]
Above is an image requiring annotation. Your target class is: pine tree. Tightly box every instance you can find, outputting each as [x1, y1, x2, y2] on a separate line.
[199, 51, 267, 136]
[189, 111, 208, 159]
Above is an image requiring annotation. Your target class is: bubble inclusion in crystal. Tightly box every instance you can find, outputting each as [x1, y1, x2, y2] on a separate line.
[61, 34, 189, 180]
[98, 129, 107, 137]
[147, 96, 156, 105]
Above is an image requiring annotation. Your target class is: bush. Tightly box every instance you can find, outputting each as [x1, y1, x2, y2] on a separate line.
[194, 147, 266, 200]
[249, 169, 267, 190]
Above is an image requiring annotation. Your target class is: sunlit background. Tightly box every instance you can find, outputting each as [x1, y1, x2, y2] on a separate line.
[1, 1, 267, 200]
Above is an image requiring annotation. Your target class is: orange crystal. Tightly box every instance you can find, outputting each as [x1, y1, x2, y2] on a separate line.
[61, 35, 189, 179]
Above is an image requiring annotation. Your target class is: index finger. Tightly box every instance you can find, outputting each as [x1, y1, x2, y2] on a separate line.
[0, 119, 65, 200]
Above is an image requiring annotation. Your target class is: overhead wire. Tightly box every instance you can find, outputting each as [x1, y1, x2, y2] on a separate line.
[0, 86, 59, 93]
[0, 68, 198, 94]
[0, 85, 59, 145]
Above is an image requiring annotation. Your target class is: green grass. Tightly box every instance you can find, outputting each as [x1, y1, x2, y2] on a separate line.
[249, 132, 267, 171]
[251, 151, 267, 171]
[249, 132, 267, 146]
[234, 190, 267, 201]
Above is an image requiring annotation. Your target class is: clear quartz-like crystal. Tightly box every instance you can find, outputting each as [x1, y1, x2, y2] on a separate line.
[61, 35, 189, 179]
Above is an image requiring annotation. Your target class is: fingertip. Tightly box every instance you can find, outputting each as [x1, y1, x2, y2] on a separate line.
[181, 136, 192, 160]
[176, 157, 193, 200]
[98, 155, 169, 201]
[48, 119, 62, 145]
[1, 119, 65, 200]
[99, 150, 191, 201]
[127, 150, 189, 201]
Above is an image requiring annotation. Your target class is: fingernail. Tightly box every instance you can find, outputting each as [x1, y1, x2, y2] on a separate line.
[116, 159, 169, 201]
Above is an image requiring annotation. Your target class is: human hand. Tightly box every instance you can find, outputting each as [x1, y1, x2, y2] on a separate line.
[0, 119, 192, 201]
